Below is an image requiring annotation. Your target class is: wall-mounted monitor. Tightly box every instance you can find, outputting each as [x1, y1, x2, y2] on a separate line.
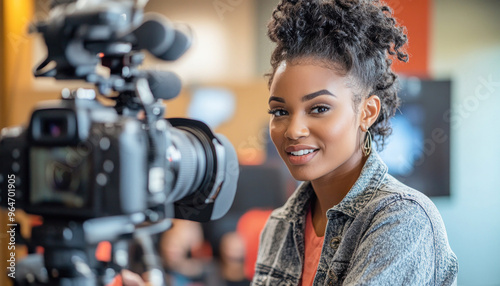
[379, 78, 451, 197]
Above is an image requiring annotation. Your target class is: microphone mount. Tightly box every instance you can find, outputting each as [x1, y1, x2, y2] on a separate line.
[31, 0, 189, 110]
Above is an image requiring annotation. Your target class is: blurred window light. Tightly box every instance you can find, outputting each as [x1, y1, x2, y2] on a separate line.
[187, 87, 236, 129]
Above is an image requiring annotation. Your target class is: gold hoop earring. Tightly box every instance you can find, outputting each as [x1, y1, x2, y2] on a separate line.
[363, 130, 372, 156]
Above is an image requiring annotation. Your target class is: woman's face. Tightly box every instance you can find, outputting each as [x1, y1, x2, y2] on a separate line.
[268, 60, 365, 182]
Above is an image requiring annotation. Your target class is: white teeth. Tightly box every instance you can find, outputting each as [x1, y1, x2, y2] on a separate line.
[290, 149, 316, 156]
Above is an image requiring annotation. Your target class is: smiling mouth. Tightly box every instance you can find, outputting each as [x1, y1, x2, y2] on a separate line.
[287, 149, 319, 156]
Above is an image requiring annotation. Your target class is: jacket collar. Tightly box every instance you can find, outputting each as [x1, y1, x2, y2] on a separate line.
[272, 149, 388, 221]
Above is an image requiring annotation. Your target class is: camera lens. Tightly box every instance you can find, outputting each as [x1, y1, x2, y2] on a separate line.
[166, 127, 207, 202]
[166, 119, 239, 221]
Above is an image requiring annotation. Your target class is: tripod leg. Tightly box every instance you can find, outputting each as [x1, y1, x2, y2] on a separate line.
[135, 232, 168, 286]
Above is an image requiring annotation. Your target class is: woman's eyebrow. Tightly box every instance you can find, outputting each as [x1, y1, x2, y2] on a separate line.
[268, 96, 285, 104]
[302, 89, 335, 102]
[268, 89, 335, 104]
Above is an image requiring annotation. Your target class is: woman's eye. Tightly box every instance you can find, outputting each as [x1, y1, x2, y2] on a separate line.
[311, 105, 330, 114]
[268, 108, 288, 117]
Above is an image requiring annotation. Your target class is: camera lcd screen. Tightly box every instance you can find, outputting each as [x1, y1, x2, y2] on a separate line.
[30, 147, 92, 209]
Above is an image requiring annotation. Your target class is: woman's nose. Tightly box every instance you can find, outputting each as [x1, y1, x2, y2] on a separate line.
[284, 116, 309, 140]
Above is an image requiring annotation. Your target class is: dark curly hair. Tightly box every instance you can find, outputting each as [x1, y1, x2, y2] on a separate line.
[267, 0, 408, 148]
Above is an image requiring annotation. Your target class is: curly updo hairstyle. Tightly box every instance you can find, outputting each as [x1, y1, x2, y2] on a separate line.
[267, 0, 408, 148]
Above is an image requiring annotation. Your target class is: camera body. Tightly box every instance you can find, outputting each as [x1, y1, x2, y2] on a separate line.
[1, 90, 149, 219]
[0, 0, 239, 224]
[1, 88, 238, 222]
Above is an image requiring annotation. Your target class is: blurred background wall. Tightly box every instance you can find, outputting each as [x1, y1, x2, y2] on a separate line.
[429, 1, 500, 285]
[1, 0, 499, 285]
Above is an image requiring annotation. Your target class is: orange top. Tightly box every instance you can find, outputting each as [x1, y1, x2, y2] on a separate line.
[300, 209, 324, 286]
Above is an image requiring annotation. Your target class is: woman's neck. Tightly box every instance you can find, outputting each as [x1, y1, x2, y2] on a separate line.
[310, 150, 367, 236]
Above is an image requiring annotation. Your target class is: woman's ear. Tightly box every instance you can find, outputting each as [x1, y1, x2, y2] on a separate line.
[360, 95, 381, 130]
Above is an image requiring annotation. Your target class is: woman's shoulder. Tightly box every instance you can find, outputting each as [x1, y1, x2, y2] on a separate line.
[358, 174, 458, 284]
[364, 173, 450, 240]
[374, 173, 439, 213]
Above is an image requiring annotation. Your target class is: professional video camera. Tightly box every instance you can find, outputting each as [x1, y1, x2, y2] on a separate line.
[0, 0, 239, 285]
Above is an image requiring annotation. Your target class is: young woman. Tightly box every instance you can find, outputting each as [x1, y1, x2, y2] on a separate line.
[252, 0, 458, 285]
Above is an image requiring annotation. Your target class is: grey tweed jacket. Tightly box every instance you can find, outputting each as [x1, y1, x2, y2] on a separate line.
[252, 150, 458, 285]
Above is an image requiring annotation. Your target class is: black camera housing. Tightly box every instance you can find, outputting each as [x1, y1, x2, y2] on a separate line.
[1, 94, 149, 219]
